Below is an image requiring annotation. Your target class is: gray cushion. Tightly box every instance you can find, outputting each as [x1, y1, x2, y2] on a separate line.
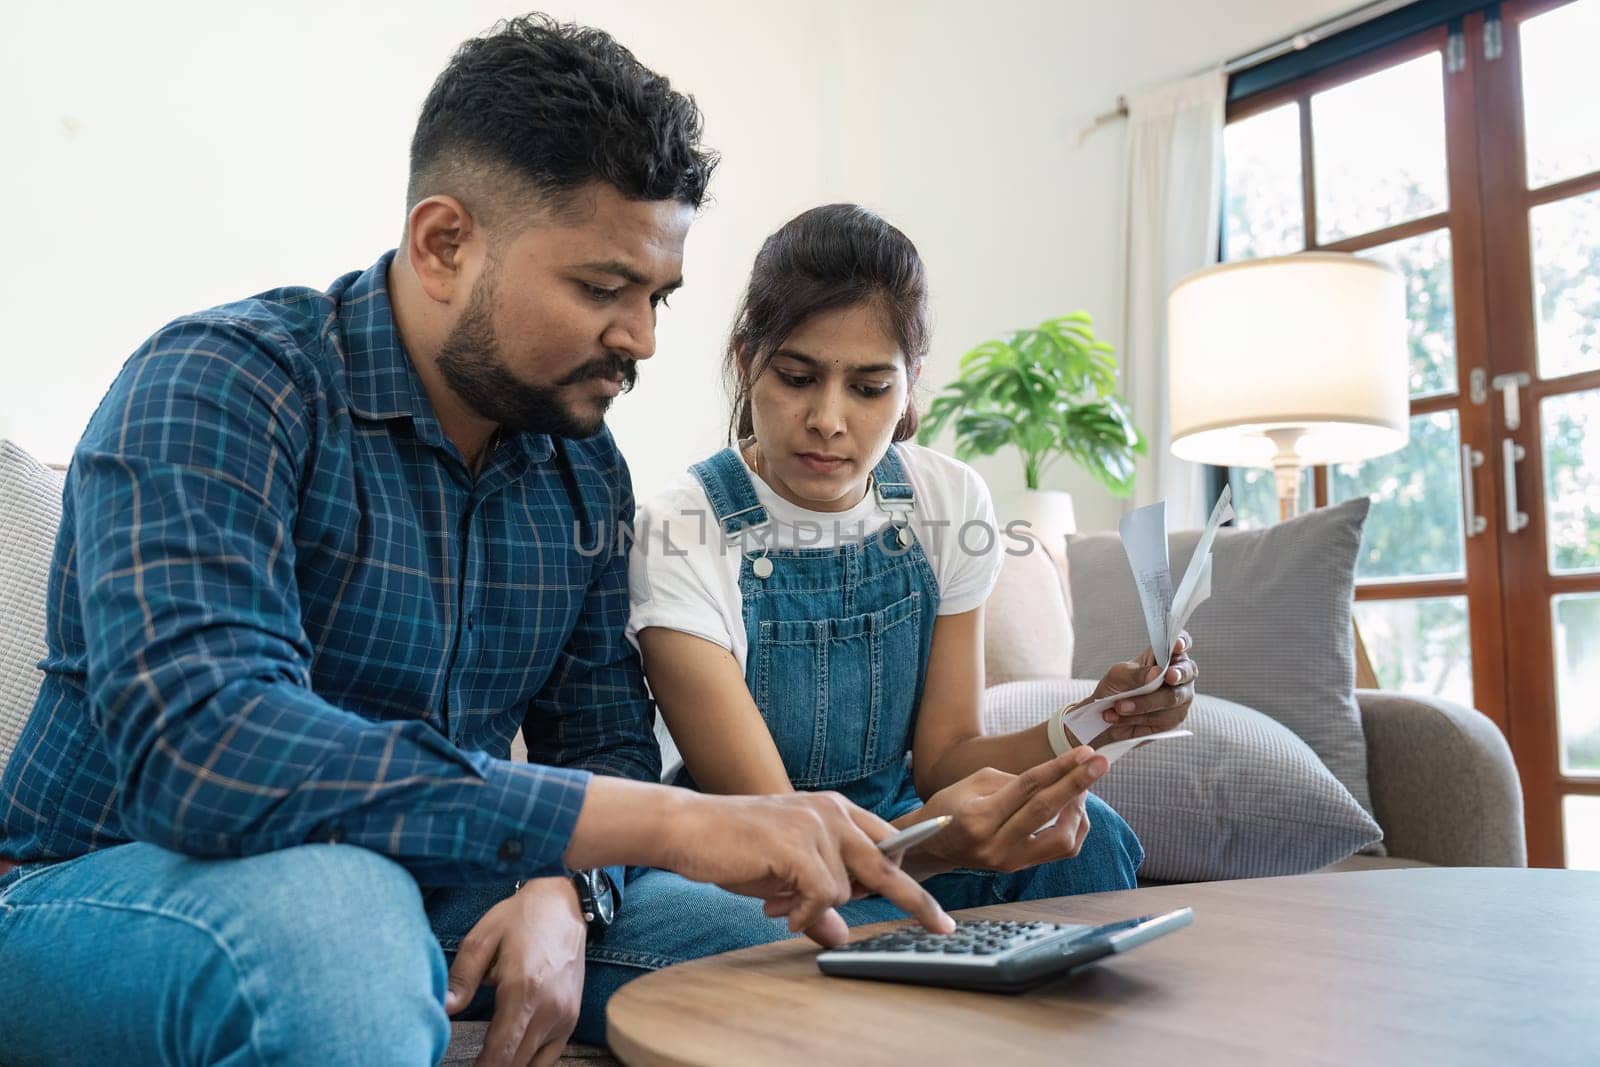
[0, 440, 64, 777]
[985, 679, 1382, 881]
[1067, 497, 1375, 818]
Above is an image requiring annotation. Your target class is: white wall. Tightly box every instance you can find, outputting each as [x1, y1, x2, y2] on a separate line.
[0, 0, 1354, 528]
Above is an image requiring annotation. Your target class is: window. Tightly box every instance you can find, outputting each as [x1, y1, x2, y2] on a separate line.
[1221, 0, 1600, 868]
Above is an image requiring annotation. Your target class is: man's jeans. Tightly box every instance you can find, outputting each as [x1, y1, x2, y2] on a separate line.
[0, 843, 454, 1066]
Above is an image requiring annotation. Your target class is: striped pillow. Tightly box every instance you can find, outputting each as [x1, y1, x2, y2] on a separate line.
[985, 679, 1381, 881]
[0, 440, 64, 777]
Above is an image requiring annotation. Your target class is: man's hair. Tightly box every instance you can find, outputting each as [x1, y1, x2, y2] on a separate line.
[407, 13, 717, 227]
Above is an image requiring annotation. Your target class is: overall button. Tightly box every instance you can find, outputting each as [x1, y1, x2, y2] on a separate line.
[498, 838, 524, 863]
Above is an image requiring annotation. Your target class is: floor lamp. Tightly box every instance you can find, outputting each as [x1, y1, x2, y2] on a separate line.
[1164, 252, 1410, 685]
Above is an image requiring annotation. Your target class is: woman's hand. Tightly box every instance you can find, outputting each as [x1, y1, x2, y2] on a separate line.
[1087, 632, 1198, 745]
[899, 748, 1108, 877]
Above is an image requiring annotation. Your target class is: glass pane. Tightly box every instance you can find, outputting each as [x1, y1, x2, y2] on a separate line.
[1354, 596, 1473, 706]
[1227, 465, 1313, 530]
[1543, 389, 1600, 575]
[1312, 53, 1448, 244]
[1563, 796, 1600, 871]
[1522, 1, 1600, 188]
[1223, 103, 1304, 261]
[1530, 191, 1600, 379]
[1331, 411, 1464, 581]
[1360, 229, 1458, 399]
[1554, 593, 1600, 776]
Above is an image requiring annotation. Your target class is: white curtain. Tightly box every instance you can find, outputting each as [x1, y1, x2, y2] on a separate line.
[1120, 69, 1227, 528]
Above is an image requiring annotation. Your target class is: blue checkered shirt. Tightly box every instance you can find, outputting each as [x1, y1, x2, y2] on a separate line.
[0, 252, 658, 890]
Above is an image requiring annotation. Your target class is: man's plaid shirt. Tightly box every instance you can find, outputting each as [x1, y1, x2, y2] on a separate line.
[0, 252, 658, 889]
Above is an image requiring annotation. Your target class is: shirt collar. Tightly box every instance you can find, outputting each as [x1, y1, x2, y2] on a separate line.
[330, 251, 553, 467]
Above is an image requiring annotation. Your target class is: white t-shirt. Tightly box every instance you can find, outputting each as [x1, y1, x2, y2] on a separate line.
[626, 444, 1005, 672]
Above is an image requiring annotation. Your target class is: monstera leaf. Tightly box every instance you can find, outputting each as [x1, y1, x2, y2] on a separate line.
[920, 312, 1146, 494]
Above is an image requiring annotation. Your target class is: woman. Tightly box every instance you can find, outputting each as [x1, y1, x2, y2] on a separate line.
[575, 204, 1195, 1040]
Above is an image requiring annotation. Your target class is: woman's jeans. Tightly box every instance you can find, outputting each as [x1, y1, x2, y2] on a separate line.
[574, 790, 1144, 1045]
[0, 842, 497, 1066]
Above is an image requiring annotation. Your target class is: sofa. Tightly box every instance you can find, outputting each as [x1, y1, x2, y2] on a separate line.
[0, 440, 1526, 1064]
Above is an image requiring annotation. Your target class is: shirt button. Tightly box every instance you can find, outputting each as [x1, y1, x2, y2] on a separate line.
[326, 826, 345, 844]
[498, 838, 523, 864]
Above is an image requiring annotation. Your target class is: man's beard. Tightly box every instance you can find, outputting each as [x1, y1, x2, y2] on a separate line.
[434, 270, 637, 439]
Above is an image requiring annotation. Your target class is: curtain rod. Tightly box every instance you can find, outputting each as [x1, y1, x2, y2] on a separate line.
[1220, 0, 1418, 73]
[1076, 0, 1417, 144]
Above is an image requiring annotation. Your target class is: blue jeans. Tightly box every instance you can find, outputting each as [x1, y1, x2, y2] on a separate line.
[0, 843, 455, 1066]
[574, 791, 1144, 1045]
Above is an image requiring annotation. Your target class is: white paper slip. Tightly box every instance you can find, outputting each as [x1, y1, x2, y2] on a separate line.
[1118, 499, 1174, 666]
[1059, 486, 1234, 746]
[1060, 675, 1166, 744]
[1030, 729, 1193, 834]
[1096, 727, 1193, 766]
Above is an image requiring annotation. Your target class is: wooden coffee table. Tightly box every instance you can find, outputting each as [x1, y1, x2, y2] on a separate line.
[606, 868, 1599, 1066]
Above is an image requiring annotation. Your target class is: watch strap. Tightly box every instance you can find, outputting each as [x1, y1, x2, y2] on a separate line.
[571, 867, 613, 942]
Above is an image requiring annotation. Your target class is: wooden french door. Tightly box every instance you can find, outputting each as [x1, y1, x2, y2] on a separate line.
[1221, 0, 1600, 867]
[1473, 0, 1600, 869]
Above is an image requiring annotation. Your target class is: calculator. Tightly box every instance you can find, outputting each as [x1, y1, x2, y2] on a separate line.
[815, 908, 1193, 993]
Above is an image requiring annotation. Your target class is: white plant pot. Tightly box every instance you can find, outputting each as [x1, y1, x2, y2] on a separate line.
[1004, 488, 1078, 562]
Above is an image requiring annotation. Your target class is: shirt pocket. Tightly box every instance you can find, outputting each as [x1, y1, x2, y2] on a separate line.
[753, 591, 923, 789]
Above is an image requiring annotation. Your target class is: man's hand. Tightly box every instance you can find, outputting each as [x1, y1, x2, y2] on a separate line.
[1088, 632, 1198, 744]
[445, 877, 587, 1067]
[659, 791, 956, 948]
[902, 748, 1106, 877]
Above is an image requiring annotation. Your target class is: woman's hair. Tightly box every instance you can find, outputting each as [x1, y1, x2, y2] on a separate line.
[725, 204, 930, 443]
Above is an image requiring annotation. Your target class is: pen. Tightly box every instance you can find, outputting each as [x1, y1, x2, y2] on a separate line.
[876, 815, 953, 856]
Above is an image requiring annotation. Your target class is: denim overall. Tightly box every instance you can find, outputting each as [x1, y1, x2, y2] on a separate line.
[671, 444, 936, 821]
[575, 445, 1144, 1044]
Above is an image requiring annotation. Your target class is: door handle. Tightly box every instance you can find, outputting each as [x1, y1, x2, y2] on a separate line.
[1460, 444, 1487, 537]
[1502, 438, 1529, 533]
[1491, 372, 1532, 430]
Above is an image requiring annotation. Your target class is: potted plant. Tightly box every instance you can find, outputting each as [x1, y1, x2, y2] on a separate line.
[918, 311, 1145, 546]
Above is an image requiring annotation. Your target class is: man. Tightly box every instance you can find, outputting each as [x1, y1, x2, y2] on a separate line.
[0, 16, 954, 1066]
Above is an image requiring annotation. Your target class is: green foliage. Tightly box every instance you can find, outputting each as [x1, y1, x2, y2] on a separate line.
[1330, 411, 1466, 581]
[1544, 399, 1600, 574]
[917, 313, 1146, 495]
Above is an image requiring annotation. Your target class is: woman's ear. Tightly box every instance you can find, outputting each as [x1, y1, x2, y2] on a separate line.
[892, 401, 920, 442]
[892, 360, 922, 441]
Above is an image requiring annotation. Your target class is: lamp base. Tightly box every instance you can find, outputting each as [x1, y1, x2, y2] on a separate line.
[1266, 428, 1305, 522]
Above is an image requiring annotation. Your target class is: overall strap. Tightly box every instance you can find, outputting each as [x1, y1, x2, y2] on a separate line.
[690, 448, 770, 540]
[870, 444, 916, 522]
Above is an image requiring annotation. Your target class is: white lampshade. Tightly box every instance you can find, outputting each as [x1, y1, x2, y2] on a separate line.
[1167, 252, 1409, 469]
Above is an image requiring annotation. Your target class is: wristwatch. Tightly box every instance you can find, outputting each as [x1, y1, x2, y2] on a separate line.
[570, 867, 616, 943]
